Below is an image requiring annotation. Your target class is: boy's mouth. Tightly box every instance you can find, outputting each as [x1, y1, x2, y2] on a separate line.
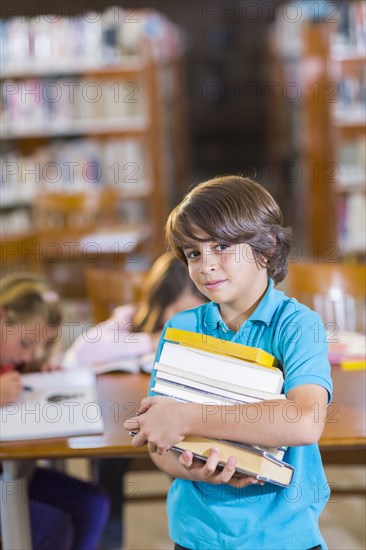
[204, 279, 227, 290]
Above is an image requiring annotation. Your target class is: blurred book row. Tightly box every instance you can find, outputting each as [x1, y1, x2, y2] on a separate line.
[1, 78, 145, 136]
[0, 7, 185, 75]
[1, 138, 149, 199]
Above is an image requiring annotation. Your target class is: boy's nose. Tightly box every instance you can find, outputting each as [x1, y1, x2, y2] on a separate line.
[199, 260, 218, 274]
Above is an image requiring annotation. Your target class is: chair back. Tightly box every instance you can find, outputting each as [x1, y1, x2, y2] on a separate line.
[285, 262, 366, 332]
[34, 192, 96, 230]
[34, 189, 120, 231]
[85, 267, 147, 322]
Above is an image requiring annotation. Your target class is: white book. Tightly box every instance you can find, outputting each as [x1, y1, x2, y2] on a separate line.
[0, 369, 104, 441]
[155, 369, 285, 402]
[157, 343, 284, 394]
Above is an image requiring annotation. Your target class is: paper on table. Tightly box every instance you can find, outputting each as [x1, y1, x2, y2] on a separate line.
[0, 369, 103, 441]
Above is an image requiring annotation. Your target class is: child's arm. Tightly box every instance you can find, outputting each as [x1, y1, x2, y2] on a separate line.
[64, 305, 155, 367]
[0, 371, 22, 405]
[124, 383, 328, 454]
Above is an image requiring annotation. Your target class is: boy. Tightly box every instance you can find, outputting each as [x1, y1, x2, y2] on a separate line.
[124, 176, 332, 549]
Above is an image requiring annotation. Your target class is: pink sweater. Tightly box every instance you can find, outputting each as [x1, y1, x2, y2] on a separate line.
[62, 304, 153, 368]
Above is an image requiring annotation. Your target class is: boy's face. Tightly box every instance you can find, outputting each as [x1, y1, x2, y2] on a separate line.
[182, 236, 268, 327]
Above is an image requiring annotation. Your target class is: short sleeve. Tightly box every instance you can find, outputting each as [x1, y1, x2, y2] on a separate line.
[278, 308, 333, 402]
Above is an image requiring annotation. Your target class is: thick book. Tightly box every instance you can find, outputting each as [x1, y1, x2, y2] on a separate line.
[0, 369, 104, 441]
[165, 327, 277, 368]
[172, 436, 293, 487]
[154, 366, 286, 402]
[158, 344, 283, 394]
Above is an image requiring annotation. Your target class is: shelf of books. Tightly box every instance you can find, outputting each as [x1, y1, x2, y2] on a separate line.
[0, 7, 189, 281]
[269, 1, 365, 261]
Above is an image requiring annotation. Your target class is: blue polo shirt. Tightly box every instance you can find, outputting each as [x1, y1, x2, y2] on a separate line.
[150, 279, 333, 550]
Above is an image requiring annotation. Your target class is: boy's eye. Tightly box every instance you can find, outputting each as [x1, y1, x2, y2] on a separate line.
[215, 243, 230, 252]
[185, 250, 200, 260]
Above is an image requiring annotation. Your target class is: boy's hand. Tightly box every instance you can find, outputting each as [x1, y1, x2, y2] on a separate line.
[178, 448, 265, 488]
[123, 396, 193, 454]
[0, 371, 22, 405]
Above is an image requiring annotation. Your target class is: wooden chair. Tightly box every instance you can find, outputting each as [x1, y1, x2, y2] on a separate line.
[34, 189, 120, 232]
[0, 231, 40, 277]
[285, 262, 366, 332]
[33, 189, 122, 297]
[85, 266, 147, 323]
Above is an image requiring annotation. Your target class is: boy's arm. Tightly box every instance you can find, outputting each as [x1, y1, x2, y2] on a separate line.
[124, 383, 328, 454]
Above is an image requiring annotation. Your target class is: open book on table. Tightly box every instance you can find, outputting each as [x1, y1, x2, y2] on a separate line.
[90, 352, 155, 375]
[62, 348, 155, 375]
[0, 369, 104, 441]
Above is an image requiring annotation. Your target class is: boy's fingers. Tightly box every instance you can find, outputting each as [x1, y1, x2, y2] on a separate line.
[179, 450, 193, 468]
[148, 441, 158, 454]
[227, 475, 264, 488]
[123, 416, 140, 430]
[138, 396, 156, 413]
[220, 455, 237, 483]
[204, 448, 220, 476]
[131, 432, 148, 447]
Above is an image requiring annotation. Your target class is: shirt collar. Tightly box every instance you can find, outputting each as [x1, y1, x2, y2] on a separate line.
[203, 279, 285, 331]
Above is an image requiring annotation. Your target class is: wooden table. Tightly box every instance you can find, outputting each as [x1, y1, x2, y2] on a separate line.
[320, 367, 366, 466]
[0, 374, 151, 550]
[1, 368, 365, 549]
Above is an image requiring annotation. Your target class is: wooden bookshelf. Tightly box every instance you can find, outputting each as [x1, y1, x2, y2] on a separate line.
[0, 9, 188, 290]
[269, 1, 365, 261]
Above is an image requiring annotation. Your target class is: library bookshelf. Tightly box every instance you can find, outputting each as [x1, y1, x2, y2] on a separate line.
[269, 1, 365, 262]
[0, 9, 188, 294]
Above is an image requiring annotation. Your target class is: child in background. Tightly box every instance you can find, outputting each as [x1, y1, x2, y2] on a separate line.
[63, 252, 205, 370]
[125, 176, 332, 550]
[0, 273, 110, 550]
[64, 252, 206, 549]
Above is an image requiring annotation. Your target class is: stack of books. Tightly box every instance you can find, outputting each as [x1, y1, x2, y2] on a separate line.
[151, 328, 294, 487]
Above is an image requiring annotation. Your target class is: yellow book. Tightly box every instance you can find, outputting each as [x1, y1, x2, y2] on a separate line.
[164, 328, 277, 369]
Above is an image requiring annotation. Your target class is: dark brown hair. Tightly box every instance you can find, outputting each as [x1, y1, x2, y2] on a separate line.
[165, 175, 292, 284]
[133, 252, 204, 332]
